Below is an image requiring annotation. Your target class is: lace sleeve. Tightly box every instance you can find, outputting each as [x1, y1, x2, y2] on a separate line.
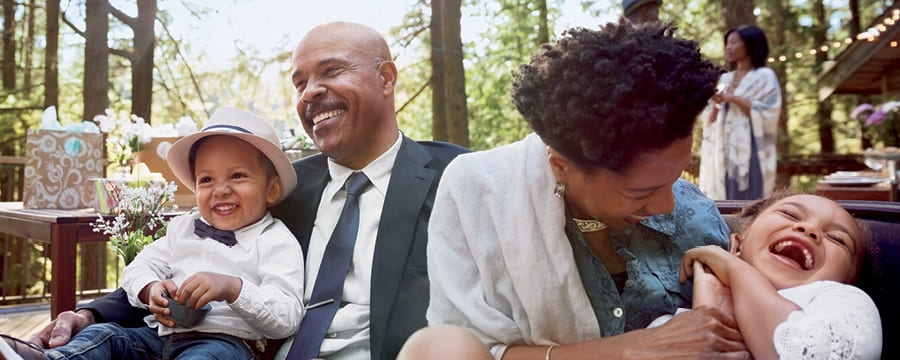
[772, 282, 882, 359]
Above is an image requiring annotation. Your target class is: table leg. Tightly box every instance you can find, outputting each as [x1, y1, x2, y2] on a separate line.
[50, 223, 78, 319]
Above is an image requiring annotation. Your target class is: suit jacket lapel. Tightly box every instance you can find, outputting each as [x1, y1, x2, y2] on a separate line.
[369, 137, 435, 352]
[279, 154, 330, 258]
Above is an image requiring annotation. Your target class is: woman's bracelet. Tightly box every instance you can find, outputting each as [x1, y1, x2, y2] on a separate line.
[545, 345, 556, 360]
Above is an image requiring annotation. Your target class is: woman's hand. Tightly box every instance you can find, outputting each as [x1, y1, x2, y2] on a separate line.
[710, 92, 727, 104]
[503, 306, 749, 359]
[620, 306, 749, 359]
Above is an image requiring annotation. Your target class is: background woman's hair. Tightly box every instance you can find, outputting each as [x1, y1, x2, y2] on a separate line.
[725, 25, 770, 69]
[511, 21, 721, 174]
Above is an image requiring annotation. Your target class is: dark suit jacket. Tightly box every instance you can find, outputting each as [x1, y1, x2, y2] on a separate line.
[271, 137, 468, 359]
[85, 136, 468, 360]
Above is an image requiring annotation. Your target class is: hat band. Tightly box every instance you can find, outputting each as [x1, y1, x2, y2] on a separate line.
[202, 124, 252, 134]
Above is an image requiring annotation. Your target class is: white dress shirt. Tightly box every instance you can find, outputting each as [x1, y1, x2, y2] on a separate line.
[300, 133, 401, 359]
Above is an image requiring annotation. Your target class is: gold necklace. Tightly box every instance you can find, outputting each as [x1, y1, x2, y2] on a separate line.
[572, 218, 608, 233]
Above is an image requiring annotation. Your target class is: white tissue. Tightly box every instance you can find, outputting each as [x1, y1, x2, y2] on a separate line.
[40, 106, 61, 130]
[175, 116, 198, 136]
[150, 123, 177, 137]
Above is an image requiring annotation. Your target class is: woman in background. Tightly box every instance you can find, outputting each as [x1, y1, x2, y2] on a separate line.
[700, 25, 782, 200]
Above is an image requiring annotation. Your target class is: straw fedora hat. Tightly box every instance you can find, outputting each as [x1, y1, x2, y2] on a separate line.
[166, 107, 297, 204]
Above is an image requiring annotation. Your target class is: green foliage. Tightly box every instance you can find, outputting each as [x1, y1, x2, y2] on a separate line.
[463, 0, 556, 150]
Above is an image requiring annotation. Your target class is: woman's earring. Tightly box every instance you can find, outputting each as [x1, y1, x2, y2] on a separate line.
[554, 182, 565, 198]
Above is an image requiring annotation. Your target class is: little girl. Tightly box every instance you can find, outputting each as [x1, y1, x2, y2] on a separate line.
[680, 191, 882, 359]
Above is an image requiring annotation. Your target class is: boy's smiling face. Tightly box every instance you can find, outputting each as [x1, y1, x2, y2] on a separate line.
[193, 136, 281, 231]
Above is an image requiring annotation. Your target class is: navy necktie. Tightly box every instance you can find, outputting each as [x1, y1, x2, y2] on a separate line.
[286, 172, 371, 360]
[193, 218, 237, 247]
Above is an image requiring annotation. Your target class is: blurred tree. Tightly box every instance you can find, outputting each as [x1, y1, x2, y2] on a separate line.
[813, 0, 834, 153]
[79, 0, 110, 122]
[24, 0, 35, 101]
[431, 0, 447, 142]
[722, 0, 755, 29]
[3, 0, 15, 89]
[65, 0, 156, 122]
[109, 0, 156, 121]
[441, 0, 469, 147]
[46, 0, 60, 110]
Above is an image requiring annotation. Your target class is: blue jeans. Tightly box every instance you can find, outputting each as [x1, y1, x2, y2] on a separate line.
[44, 323, 254, 359]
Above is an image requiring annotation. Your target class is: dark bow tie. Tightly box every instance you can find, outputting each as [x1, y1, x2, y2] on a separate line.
[194, 218, 237, 247]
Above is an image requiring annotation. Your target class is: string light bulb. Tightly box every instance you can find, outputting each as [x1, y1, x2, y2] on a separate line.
[763, 5, 897, 66]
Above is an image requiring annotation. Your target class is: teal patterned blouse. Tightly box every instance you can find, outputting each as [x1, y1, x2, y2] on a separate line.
[566, 179, 730, 336]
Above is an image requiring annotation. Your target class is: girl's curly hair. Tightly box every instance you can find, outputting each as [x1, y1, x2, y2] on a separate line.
[511, 21, 722, 173]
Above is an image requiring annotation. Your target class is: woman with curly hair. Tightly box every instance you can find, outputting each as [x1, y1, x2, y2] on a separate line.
[399, 21, 751, 359]
[699, 25, 782, 200]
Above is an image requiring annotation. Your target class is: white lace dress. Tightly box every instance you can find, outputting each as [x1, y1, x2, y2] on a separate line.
[774, 280, 882, 359]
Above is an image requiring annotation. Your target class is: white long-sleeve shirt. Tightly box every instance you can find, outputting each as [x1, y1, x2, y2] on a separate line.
[122, 211, 305, 340]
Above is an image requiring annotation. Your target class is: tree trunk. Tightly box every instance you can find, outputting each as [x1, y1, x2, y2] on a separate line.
[537, 0, 549, 46]
[848, 0, 872, 149]
[848, 0, 860, 36]
[442, 0, 469, 147]
[44, 0, 59, 110]
[24, 0, 35, 100]
[130, 0, 156, 122]
[82, 0, 110, 292]
[2, 0, 16, 90]
[813, 0, 834, 153]
[767, 0, 791, 188]
[83, 0, 110, 121]
[430, 0, 448, 141]
[722, 0, 756, 30]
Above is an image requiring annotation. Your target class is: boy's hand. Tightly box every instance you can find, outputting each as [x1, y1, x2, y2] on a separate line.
[175, 272, 242, 310]
[144, 280, 178, 328]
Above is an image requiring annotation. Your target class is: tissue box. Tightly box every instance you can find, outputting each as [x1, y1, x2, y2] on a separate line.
[133, 137, 196, 208]
[23, 129, 105, 209]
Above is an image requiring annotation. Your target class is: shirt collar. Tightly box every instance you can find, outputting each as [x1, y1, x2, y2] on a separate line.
[325, 131, 402, 200]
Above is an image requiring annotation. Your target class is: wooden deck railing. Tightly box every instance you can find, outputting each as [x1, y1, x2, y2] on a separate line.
[0, 156, 46, 305]
[683, 153, 867, 186]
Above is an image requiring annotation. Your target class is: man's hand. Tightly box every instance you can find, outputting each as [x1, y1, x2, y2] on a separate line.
[174, 272, 242, 310]
[26, 309, 95, 348]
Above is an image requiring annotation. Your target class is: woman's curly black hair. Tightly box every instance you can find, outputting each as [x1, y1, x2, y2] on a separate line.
[511, 21, 722, 174]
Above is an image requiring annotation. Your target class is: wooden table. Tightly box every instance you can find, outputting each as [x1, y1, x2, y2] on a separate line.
[814, 182, 897, 202]
[0, 202, 185, 318]
[0, 202, 110, 318]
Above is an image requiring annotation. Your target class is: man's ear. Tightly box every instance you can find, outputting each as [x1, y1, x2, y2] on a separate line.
[266, 176, 283, 205]
[729, 233, 742, 255]
[378, 60, 398, 95]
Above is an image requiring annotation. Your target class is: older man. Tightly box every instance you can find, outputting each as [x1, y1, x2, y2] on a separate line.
[26, 22, 467, 360]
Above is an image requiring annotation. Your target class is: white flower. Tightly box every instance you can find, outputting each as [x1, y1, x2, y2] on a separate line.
[92, 180, 177, 264]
